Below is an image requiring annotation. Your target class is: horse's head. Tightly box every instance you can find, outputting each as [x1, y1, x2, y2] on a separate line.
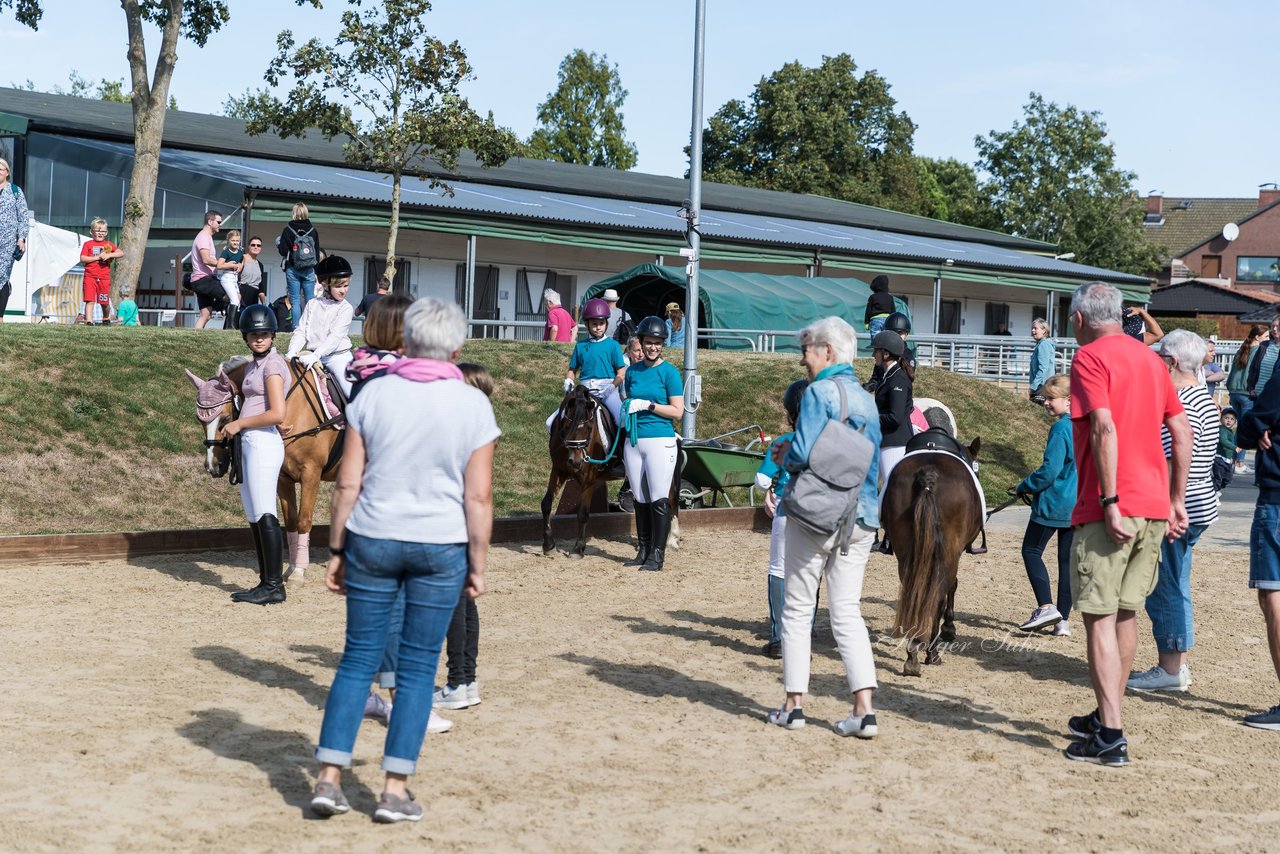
[554, 384, 601, 472]
[184, 365, 241, 478]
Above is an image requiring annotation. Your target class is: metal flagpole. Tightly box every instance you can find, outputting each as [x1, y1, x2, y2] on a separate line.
[681, 0, 706, 440]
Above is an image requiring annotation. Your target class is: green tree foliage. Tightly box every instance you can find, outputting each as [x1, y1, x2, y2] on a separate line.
[915, 156, 1000, 230]
[700, 53, 922, 213]
[5, 0, 279, 300]
[236, 0, 522, 281]
[975, 93, 1162, 276]
[14, 71, 137, 104]
[526, 49, 637, 170]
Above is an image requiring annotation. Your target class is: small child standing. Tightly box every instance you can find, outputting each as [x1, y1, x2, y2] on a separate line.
[1214, 407, 1238, 492]
[434, 362, 493, 710]
[753, 379, 808, 658]
[79, 218, 123, 325]
[216, 229, 245, 328]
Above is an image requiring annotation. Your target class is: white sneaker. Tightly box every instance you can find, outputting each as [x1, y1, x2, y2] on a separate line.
[1053, 620, 1070, 637]
[433, 683, 475, 710]
[1126, 664, 1190, 693]
[427, 709, 453, 733]
[466, 681, 481, 706]
[1018, 605, 1063, 632]
[835, 711, 878, 739]
[363, 690, 391, 721]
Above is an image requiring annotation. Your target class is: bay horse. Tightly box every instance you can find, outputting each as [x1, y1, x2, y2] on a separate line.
[882, 430, 984, 677]
[185, 357, 344, 581]
[542, 384, 681, 557]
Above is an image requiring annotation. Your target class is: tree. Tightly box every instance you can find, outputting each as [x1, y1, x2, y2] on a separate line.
[915, 156, 999, 230]
[236, 0, 522, 282]
[526, 50, 637, 170]
[4, 0, 286, 299]
[12, 70, 165, 106]
[699, 53, 922, 213]
[974, 93, 1162, 276]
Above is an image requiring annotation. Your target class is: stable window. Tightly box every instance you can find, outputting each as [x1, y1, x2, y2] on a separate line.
[1237, 257, 1280, 283]
[984, 302, 1011, 335]
[514, 269, 575, 341]
[455, 264, 500, 338]
[938, 300, 961, 334]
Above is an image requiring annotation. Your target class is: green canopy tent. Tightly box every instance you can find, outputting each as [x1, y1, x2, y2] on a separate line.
[582, 264, 910, 351]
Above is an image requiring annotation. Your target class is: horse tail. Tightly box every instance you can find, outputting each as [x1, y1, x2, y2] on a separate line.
[892, 466, 949, 641]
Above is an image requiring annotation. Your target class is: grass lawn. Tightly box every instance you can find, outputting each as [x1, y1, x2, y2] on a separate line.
[0, 325, 1051, 535]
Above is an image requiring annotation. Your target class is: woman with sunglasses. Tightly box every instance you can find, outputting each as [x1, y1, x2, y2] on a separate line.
[621, 316, 684, 571]
[238, 235, 268, 308]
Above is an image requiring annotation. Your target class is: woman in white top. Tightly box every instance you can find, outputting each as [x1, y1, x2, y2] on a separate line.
[1129, 329, 1219, 693]
[286, 254, 355, 397]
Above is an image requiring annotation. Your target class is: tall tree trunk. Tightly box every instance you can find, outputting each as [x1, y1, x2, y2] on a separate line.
[384, 170, 401, 286]
[112, 0, 184, 305]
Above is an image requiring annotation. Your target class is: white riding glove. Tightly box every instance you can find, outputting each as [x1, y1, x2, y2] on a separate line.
[627, 398, 652, 415]
[563, 378, 574, 393]
[299, 353, 320, 370]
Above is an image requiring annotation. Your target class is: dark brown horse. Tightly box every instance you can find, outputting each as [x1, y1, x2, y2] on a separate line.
[883, 439, 984, 676]
[542, 385, 681, 557]
[186, 357, 343, 581]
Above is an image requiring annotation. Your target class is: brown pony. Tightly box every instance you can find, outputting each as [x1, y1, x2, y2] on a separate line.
[883, 438, 984, 677]
[186, 358, 344, 580]
[542, 385, 681, 557]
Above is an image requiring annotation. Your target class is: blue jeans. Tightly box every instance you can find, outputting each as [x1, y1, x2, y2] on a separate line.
[767, 574, 785, 645]
[1250, 504, 1280, 590]
[316, 532, 467, 775]
[868, 316, 886, 336]
[285, 265, 315, 328]
[1146, 524, 1206, 652]
[1230, 394, 1252, 463]
[1021, 520, 1073, 616]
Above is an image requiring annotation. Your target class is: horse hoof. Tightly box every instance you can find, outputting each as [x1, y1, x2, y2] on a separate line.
[903, 662, 922, 677]
[926, 651, 943, 665]
[939, 628, 956, 642]
[568, 552, 584, 560]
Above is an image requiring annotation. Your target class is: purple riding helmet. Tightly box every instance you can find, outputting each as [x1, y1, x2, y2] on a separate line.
[582, 297, 611, 320]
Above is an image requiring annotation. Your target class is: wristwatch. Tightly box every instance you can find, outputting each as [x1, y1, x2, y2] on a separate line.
[329, 545, 345, 557]
[647, 402, 656, 413]
[1100, 495, 1120, 508]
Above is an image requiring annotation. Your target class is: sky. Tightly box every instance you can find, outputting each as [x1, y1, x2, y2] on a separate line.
[4, 0, 1278, 199]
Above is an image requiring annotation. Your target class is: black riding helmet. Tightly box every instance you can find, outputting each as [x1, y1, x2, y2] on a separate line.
[783, 379, 809, 428]
[316, 254, 353, 281]
[239, 303, 277, 335]
[884, 311, 911, 334]
[635, 315, 667, 340]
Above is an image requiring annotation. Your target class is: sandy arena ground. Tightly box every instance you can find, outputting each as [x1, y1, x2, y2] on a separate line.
[3, 499, 1280, 851]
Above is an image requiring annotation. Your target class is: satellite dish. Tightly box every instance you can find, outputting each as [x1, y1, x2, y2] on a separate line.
[1223, 222, 1240, 241]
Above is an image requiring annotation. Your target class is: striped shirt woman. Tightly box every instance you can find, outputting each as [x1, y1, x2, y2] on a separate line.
[1163, 383, 1219, 526]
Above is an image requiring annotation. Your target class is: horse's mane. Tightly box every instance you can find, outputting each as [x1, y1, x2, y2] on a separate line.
[219, 355, 251, 375]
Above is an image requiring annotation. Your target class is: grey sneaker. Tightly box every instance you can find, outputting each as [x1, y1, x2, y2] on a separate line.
[433, 683, 475, 710]
[1126, 665, 1190, 693]
[363, 690, 392, 721]
[310, 780, 350, 816]
[373, 790, 423, 823]
[1018, 605, 1063, 632]
[835, 712, 878, 739]
[1243, 704, 1280, 730]
[466, 681, 481, 706]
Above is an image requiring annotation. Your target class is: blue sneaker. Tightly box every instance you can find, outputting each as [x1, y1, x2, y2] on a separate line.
[1243, 704, 1280, 730]
[1065, 732, 1129, 766]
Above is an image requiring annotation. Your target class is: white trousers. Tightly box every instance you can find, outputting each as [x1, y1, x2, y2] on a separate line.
[238, 427, 284, 522]
[219, 271, 241, 306]
[781, 521, 877, 695]
[321, 351, 353, 398]
[545, 379, 622, 431]
[623, 435, 678, 503]
[768, 513, 788, 579]
[878, 445, 907, 509]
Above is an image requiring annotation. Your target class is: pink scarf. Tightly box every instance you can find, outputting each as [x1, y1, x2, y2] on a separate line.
[384, 357, 463, 383]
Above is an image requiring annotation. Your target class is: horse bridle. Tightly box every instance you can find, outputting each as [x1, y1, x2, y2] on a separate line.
[559, 392, 599, 458]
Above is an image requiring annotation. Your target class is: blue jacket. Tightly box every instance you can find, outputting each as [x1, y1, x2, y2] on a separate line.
[1017, 414, 1076, 527]
[783, 364, 881, 529]
[1029, 338, 1055, 392]
[1238, 366, 1280, 504]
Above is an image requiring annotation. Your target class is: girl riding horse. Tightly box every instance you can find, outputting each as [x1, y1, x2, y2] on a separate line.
[286, 254, 356, 398]
[546, 297, 626, 431]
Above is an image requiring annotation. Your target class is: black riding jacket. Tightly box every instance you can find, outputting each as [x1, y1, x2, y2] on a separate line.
[874, 362, 914, 449]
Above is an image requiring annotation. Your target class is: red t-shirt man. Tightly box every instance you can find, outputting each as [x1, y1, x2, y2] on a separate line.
[1070, 332, 1184, 526]
[544, 303, 575, 342]
[80, 238, 118, 304]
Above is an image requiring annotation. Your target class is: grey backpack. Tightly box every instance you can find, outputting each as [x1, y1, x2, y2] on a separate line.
[784, 378, 876, 554]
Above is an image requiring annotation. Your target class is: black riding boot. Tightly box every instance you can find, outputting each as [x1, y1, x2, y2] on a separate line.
[237, 514, 286, 605]
[641, 499, 672, 571]
[223, 304, 241, 330]
[231, 521, 266, 602]
[623, 502, 651, 567]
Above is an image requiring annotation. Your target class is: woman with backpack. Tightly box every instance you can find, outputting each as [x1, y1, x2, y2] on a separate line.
[278, 201, 321, 328]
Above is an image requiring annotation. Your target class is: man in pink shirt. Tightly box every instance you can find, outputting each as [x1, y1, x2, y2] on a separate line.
[1064, 281, 1190, 767]
[190, 211, 223, 329]
[543, 288, 575, 343]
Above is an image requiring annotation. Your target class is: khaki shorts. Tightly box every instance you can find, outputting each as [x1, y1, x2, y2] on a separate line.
[1070, 518, 1165, 615]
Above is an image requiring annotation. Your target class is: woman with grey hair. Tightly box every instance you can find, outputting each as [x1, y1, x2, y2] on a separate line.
[1029, 318, 1055, 403]
[767, 316, 883, 737]
[0, 158, 29, 322]
[312, 298, 499, 822]
[1128, 328, 1218, 693]
[543, 287, 575, 342]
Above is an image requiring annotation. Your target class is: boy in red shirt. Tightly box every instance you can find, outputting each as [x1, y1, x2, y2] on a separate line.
[80, 218, 124, 325]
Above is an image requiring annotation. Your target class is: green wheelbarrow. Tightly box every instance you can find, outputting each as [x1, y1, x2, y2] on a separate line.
[678, 424, 769, 509]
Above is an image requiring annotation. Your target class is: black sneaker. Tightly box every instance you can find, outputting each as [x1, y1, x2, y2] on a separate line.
[762, 640, 781, 659]
[1065, 733, 1129, 766]
[1067, 710, 1100, 740]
